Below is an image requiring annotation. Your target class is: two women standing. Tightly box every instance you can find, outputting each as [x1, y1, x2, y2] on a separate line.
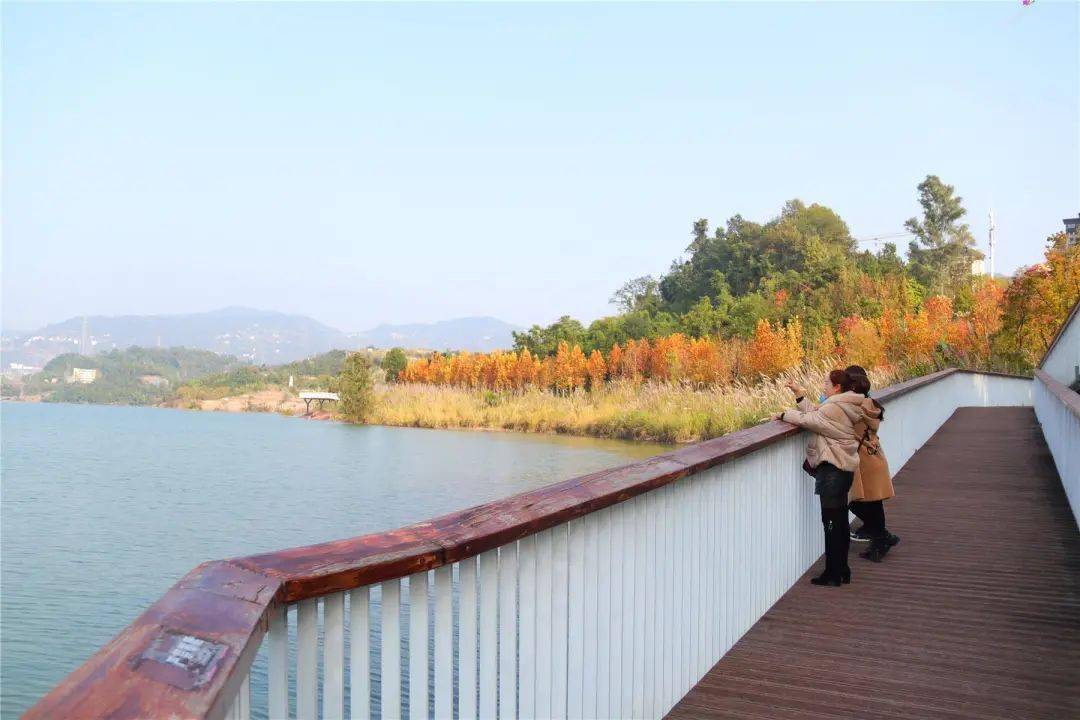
[778, 369, 866, 586]
[778, 367, 897, 586]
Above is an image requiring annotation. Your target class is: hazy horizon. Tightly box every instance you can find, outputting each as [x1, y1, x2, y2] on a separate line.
[0, 305, 520, 336]
[4, 2, 1078, 332]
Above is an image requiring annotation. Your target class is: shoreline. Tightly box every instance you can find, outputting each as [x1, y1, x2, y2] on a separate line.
[3, 395, 685, 446]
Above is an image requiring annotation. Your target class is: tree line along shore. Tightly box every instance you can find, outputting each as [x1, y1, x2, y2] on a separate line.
[6, 178, 1078, 443]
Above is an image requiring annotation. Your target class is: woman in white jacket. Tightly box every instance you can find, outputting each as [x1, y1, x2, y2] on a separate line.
[778, 369, 864, 586]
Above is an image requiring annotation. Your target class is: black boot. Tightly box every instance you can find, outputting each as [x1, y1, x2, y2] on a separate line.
[861, 530, 894, 561]
[829, 508, 852, 582]
[860, 544, 886, 562]
[811, 515, 842, 586]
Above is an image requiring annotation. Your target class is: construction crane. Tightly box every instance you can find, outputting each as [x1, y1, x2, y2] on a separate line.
[855, 231, 914, 248]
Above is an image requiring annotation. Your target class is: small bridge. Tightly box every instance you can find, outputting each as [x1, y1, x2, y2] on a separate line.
[25, 307, 1080, 719]
[299, 391, 339, 416]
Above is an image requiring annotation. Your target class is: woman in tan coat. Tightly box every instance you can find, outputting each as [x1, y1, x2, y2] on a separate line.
[778, 369, 864, 586]
[845, 366, 900, 562]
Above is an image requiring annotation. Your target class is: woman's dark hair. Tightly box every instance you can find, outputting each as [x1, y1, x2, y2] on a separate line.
[844, 364, 872, 396]
[843, 364, 884, 418]
[850, 373, 872, 396]
[829, 369, 854, 391]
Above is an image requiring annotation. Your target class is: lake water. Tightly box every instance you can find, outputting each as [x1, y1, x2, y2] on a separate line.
[0, 402, 669, 718]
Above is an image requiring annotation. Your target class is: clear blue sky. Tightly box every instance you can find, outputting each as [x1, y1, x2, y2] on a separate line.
[3, 2, 1077, 332]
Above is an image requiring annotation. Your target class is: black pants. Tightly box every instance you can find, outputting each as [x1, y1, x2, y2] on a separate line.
[815, 463, 854, 580]
[849, 499, 886, 536]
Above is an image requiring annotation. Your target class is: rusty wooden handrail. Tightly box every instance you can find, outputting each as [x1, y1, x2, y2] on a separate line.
[24, 367, 1030, 720]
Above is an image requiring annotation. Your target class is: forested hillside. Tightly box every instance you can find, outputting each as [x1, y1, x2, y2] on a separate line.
[24, 347, 241, 405]
[404, 176, 1079, 392]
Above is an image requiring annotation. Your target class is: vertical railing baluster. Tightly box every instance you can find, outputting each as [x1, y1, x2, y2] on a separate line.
[566, 518, 585, 719]
[672, 481, 684, 701]
[297, 598, 318, 720]
[459, 557, 479, 720]
[648, 489, 662, 718]
[688, 477, 700, 684]
[498, 543, 518, 719]
[269, 605, 289, 720]
[433, 566, 453, 720]
[620, 499, 635, 716]
[350, 586, 371, 720]
[534, 529, 553, 719]
[517, 536, 536, 720]
[632, 496, 646, 718]
[381, 580, 402, 719]
[594, 510, 611, 720]
[608, 505, 623, 716]
[709, 468, 720, 668]
[325, 592, 346, 720]
[550, 524, 569, 720]
[662, 482, 675, 714]
[582, 513, 599, 720]
[239, 670, 251, 720]
[680, 477, 692, 696]
[409, 571, 429, 720]
[478, 549, 498, 719]
[630, 496, 643, 720]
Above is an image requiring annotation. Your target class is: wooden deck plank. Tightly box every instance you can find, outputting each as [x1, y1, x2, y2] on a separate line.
[666, 407, 1080, 720]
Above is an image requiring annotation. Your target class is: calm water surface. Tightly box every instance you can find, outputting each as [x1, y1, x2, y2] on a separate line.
[1, 402, 669, 718]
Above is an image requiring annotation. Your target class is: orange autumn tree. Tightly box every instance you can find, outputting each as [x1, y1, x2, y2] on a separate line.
[838, 315, 885, 368]
[586, 350, 607, 390]
[396, 279, 1018, 393]
[741, 319, 803, 377]
[996, 234, 1080, 370]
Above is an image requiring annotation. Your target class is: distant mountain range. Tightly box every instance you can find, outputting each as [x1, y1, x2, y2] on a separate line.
[2, 309, 522, 372]
[3, 307, 349, 367]
[351, 317, 521, 353]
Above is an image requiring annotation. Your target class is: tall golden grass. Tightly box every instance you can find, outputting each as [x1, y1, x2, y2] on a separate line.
[369, 362, 907, 443]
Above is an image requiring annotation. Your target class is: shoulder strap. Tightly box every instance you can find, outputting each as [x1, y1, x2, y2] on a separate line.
[857, 427, 880, 455]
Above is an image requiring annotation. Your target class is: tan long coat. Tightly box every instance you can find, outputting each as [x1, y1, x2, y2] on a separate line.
[849, 397, 894, 502]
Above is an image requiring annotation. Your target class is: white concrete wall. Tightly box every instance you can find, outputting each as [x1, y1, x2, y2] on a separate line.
[1042, 309, 1080, 388]
[1034, 375, 1080, 529]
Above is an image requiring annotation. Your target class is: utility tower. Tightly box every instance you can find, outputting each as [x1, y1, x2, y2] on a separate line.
[988, 209, 996, 278]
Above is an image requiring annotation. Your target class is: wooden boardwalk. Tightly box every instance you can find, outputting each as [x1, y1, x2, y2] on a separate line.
[666, 407, 1080, 720]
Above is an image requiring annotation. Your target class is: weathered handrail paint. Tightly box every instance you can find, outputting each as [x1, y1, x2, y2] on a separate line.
[24, 368, 1031, 720]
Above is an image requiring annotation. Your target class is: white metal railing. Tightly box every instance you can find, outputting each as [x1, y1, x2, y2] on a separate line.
[226, 433, 814, 720]
[1034, 370, 1080, 528]
[27, 370, 1035, 720]
[214, 371, 1032, 720]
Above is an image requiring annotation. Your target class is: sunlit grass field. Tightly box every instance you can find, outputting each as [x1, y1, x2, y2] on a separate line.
[369, 363, 907, 443]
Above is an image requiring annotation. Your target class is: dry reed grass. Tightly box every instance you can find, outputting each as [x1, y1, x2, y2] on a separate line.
[368, 362, 907, 443]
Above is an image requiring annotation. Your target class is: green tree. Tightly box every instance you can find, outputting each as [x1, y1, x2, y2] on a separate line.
[338, 352, 375, 422]
[610, 275, 662, 314]
[904, 175, 983, 295]
[679, 297, 725, 337]
[512, 315, 586, 357]
[381, 347, 408, 382]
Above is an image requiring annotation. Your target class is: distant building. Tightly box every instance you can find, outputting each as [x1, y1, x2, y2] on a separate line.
[139, 375, 167, 387]
[70, 368, 98, 384]
[1064, 213, 1079, 246]
[8, 363, 42, 376]
[971, 258, 986, 276]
